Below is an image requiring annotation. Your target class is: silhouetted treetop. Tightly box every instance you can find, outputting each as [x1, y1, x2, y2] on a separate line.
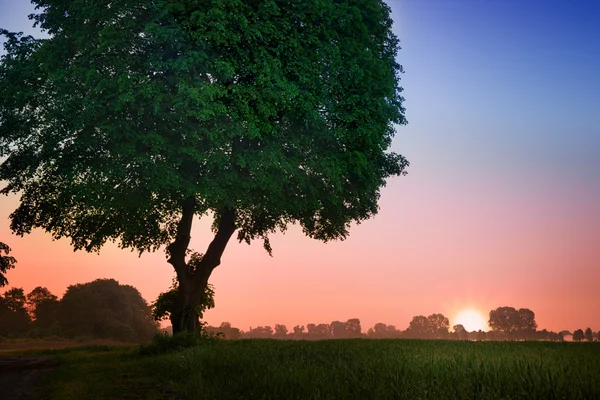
[56, 278, 158, 341]
[573, 329, 584, 342]
[26, 286, 58, 319]
[0, 287, 30, 335]
[0, 242, 17, 287]
[488, 307, 537, 334]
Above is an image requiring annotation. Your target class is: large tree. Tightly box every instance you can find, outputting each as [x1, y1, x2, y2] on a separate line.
[0, 0, 408, 333]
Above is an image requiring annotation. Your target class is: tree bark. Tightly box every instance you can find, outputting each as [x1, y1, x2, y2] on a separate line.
[167, 200, 236, 335]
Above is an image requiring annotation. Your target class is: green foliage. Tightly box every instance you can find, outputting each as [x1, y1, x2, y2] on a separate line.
[138, 329, 223, 356]
[0, 0, 407, 256]
[55, 279, 159, 341]
[0, 242, 17, 287]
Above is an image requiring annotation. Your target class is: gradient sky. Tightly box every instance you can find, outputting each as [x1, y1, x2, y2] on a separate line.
[1, 0, 598, 333]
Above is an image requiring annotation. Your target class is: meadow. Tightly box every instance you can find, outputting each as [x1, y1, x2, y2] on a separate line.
[9, 338, 598, 400]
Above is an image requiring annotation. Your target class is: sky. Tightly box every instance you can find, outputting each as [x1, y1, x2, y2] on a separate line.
[0, 0, 599, 333]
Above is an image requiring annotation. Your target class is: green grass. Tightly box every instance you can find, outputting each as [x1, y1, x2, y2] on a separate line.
[8, 345, 185, 399]
[12, 339, 600, 399]
[155, 339, 600, 400]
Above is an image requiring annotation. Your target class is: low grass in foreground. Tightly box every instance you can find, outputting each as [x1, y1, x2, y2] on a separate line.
[15, 338, 600, 399]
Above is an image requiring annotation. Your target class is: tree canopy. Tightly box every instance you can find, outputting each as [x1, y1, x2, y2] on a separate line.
[0, 242, 17, 287]
[0, 287, 30, 335]
[56, 278, 158, 341]
[0, 0, 407, 333]
[406, 314, 449, 339]
[572, 329, 584, 342]
[488, 307, 537, 336]
[0, 0, 407, 252]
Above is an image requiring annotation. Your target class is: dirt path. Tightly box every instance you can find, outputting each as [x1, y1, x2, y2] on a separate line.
[0, 356, 58, 400]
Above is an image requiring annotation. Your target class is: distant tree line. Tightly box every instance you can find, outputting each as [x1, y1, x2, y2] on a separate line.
[201, 307, 599, 342]
[0, 279, 159, 342]
[3, 278, 598, 344]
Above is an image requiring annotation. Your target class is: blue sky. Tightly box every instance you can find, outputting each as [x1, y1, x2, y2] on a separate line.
[390, 0, 599, 187]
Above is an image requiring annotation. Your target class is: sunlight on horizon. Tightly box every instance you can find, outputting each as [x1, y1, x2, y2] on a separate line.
[453, 309, 488, 332]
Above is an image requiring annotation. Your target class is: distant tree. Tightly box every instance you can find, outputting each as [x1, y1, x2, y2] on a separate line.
[407, 313, 449, 339]
[292, 325, 305, 340]
[306, 324, 317, 339]
[572, 329, 584, 342]
[453, 324, 468, 340]
[2, 287, 26, 312]
[427, 313, 450, 339]
[0, 296, 11, 335]
[372, 322, 388, 338]
[475, 330, 487, 341]
[488, 307, 519, 334]
[488, 307, 537, 338]
[245, 326, 273, 339]
[557, 332, 564, 342]
[207, 322, 241, 340]
[536, 329, 550, 341]
[274, 324, 288, 339]
[518, 308, 537, 333]
[0, 0, 408, 336]
[26, 286, 58, 319]
[584, 327, 593, 342]
[0, 288, 30, 335]
[367, 323, 400, 339]
[31, 296, 60, 335]
[56, 279, 158, 341]
[407, 315, 431, 338]
[330, 321, 347, 338]
[315, 323, 332, 338]
[0, 243, 17, 288]
[386, 325, 401, 338]
[345, 319, 362, 338]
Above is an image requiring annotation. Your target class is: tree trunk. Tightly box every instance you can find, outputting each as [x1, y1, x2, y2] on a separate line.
[167, 200, 236, 335]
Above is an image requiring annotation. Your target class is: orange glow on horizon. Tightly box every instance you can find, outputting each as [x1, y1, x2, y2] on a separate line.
[453, 309, 489, 332]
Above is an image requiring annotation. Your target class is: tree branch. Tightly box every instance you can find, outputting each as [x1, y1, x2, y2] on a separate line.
[167, 196, 196, 277]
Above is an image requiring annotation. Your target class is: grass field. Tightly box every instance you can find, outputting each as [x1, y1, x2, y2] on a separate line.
[11, 339, 600, 399]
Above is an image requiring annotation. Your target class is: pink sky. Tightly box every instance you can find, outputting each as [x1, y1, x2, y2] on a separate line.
[2, 166, 598, 333]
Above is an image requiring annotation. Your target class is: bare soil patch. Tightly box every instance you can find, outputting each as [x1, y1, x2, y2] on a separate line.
[0, 356, 58, 400]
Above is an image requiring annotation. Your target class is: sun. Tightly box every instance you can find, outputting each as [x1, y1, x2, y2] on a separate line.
[453, 309, 488, 332]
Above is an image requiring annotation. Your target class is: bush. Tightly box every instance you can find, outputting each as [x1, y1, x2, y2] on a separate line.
[138, 330, 223, 356]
